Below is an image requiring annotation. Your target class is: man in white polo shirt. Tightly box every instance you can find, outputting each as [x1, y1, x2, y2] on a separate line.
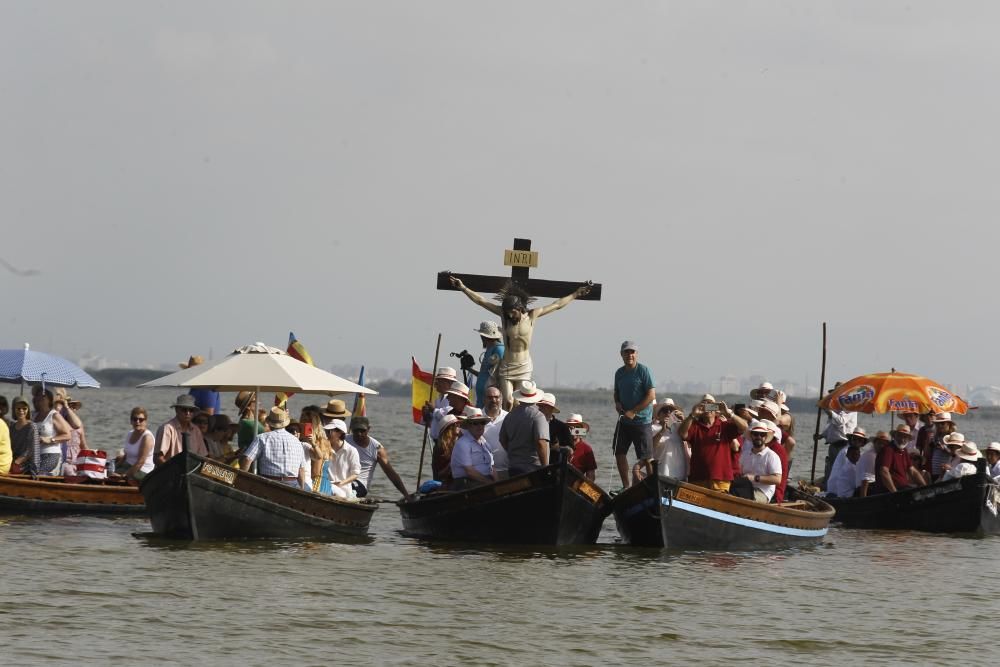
[739, 420, 783, 503]
[481, 386, 508, 478]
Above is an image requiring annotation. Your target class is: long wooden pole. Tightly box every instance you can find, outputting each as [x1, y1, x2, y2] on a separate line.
[810, 322, 828, 484]
[415, 333, 443, 488]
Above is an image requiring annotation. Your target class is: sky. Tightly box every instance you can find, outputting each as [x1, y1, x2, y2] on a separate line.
[2, 2, 999, 391]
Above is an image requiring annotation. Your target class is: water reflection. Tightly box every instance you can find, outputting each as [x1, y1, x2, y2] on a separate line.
[133, 532, 375, 552]
[399, 535, 614, 562]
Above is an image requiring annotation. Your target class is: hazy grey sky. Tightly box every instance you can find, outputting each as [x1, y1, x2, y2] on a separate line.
[3, 2, 998, 390]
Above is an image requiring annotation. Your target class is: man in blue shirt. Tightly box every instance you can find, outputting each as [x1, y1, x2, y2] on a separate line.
[613, 341, 655, 488]
[180, 354, 221, 415]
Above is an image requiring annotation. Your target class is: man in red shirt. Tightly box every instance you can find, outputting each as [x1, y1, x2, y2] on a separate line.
[872, 424, 924, 494]
[678, 396, 748, 492]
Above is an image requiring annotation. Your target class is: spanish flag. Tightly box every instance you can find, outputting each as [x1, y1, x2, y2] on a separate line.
[275, 332, 314, 407]
[411, 357, 436, 425]
[352, 366, 367, 417]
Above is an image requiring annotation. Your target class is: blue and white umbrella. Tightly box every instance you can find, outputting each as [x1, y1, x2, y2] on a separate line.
[0, 344, 101, 390]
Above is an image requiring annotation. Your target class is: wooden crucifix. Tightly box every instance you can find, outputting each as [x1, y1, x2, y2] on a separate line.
[436, 238, 602, 300]
[438, 238, 601, 408]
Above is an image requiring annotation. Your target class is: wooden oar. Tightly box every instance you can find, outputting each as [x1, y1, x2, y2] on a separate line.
[415, 333, 442, 488]
[810, 322, 827, 484]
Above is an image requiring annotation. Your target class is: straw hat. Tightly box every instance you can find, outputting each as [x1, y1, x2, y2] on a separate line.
[849, 427, 869, 442]
[179, 354, 204, 369]
[438, 413, 460, 432]
[474, 321, 502, 340]
[942, 432, 966, 447]
[434, 367, 458, 382]
[266, 407, 291, 429]
[235, 391, 256, 411]
[461, 407, 489, 424]
[985, 442, 1000, 454]
[514, 381, 544, 404]
[321, 399, 352, 419]
[957, 442, 982, 462]
[445, 381, 471, 402]
[538, 393, 560, 413]
[932, 412, 955, 424]
[758, 400, 781, 419]
[565, 413, 590, 431]
[171, 395, 198, 410]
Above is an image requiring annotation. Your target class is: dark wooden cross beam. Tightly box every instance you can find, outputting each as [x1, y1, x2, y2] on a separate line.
[437, 237, 602, 300]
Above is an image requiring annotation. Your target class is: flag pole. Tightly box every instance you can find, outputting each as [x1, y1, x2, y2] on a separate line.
[810, 322, 827, 484]
[415, 333, 442, 488]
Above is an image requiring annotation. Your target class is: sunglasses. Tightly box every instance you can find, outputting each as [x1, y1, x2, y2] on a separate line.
[352, 428, 369, 434]
[131, 416, 147, 423]
[178, 407, 197, 414]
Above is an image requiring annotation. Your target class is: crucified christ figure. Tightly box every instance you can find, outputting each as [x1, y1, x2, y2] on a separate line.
[448, 274, 592, 409]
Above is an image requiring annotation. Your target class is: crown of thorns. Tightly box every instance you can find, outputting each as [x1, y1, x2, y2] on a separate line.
[494, 281, 534, 312]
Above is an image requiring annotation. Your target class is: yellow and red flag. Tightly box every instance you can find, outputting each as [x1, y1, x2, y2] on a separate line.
[411, 357, 436, 424]
[275, 331, 314, 407]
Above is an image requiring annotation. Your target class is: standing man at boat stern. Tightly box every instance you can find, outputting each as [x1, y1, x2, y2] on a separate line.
[239, 408, 310, 490]
[613, 341, 655, 488]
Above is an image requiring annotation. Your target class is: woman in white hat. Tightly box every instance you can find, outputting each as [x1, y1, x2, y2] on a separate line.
[471, 321, 505, 410]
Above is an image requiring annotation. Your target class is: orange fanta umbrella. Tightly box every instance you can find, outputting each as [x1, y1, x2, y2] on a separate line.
[817, 371, 969, 415]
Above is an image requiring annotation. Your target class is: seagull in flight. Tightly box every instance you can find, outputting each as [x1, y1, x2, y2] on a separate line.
[0, 257, 40, 277]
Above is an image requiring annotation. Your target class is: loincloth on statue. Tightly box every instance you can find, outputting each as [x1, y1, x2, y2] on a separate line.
[498, 357, 533, 382]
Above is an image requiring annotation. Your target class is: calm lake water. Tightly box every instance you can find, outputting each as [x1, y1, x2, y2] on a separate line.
[2, 388, 998, 666]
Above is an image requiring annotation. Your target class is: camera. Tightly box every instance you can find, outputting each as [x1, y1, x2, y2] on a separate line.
[703, 403, 720, 413]
[451, 350, 476, 372]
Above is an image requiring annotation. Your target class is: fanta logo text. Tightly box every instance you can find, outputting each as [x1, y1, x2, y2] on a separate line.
[839, 385, 875, 408]
[926, 387, 955, 409]
[888, 398, 920, 412]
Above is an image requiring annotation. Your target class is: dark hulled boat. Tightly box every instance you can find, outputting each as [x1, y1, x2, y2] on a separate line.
[397, 459, 611, 545]
[139, 451, 377, 540]
[638, 476, 835, 549]
[611, 473, 662, 547]
[811, 464, 1000, 535]
[0, 474, 145, 514]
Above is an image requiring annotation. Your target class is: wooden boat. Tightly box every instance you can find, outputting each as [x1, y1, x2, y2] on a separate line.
[0, 474, 145, 514]
[397, 458, 612, 545]
[646, 476, 834, 549]
[139, 451, 377, 540]
[800, 463, 1000, 535]
[611, 473, 663, 547]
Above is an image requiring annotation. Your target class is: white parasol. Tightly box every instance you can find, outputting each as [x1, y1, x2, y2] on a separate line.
[138, 342, 377, 396]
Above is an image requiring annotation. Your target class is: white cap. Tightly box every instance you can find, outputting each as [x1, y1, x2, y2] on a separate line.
[323, 418, 348, 433]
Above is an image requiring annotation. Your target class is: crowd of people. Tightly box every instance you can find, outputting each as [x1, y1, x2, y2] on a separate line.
[0, 372, 412, 502]
[0, 387, 86, 477]
[822, 411, 1000, 498]
[421, 362, 598, 492]
[2, 342, 998, 507]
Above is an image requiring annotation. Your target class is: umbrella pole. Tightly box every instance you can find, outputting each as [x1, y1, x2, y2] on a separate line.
[810, 322, 827, 484]
[415, 333, 443, 489]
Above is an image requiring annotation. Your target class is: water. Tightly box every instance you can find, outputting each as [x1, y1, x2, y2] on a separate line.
[2, 388, 999, 666]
